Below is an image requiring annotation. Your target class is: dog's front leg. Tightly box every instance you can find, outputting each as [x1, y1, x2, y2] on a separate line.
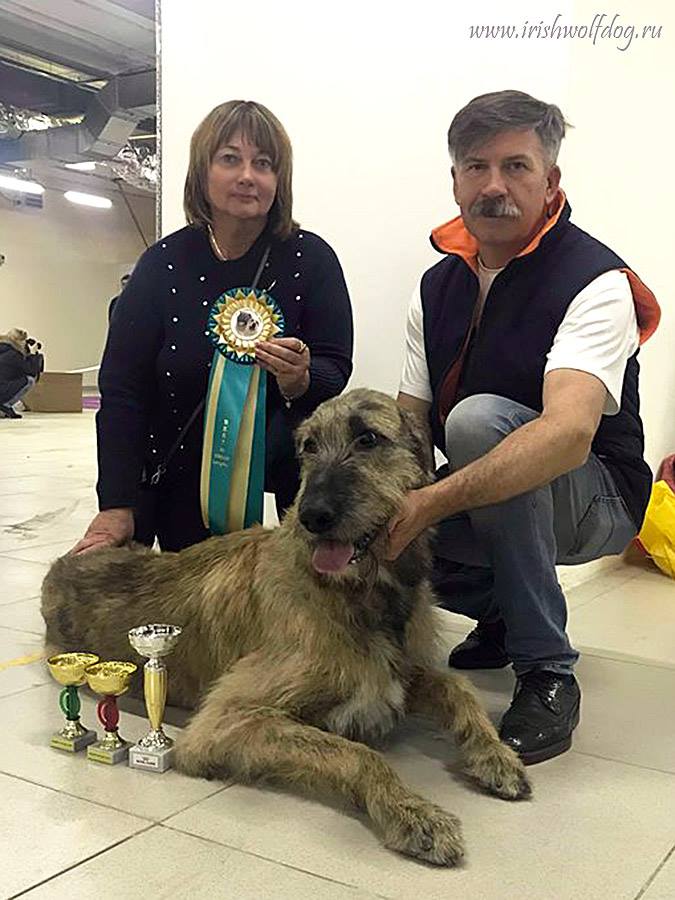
[407, 667, 532, 801]
[174, 682, 464, 866]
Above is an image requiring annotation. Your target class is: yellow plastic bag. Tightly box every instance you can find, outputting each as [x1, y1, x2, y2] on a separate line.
[637, 480, 675, 579]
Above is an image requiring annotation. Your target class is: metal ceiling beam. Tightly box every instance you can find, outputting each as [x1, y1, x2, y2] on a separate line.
[105, 0, 154, 19]
[0, 0, 155, 77]
[0, 60, 92, 116]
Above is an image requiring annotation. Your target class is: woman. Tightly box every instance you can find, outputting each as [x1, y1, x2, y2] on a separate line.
[74, 100, 353, 554]
[0, 328, 44, 419]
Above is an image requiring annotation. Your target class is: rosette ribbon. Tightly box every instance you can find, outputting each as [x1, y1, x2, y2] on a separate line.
[200, 286, 284, 533]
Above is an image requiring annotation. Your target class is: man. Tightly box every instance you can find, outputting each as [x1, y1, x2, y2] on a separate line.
[108, 273, 130, 323]
[389, 90, 660, 764]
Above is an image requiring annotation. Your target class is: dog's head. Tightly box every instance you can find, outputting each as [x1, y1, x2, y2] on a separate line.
[236, 311, 257, 336]
[292, 389, 433, 576]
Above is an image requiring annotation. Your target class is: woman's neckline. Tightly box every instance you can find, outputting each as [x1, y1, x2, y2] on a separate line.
[204, 221, 270, 264]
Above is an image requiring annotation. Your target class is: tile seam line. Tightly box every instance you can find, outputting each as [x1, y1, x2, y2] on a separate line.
[0, 768, 158, 821]
[633, 841, 675, 900]
[161, 821, 369, 890]
[7, 824, 156, 900]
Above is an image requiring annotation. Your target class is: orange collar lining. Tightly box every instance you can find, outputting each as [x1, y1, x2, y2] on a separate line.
[431, 190, 567, 273]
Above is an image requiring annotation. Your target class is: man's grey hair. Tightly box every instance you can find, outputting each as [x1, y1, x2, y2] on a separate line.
[448, 90, 569, 167]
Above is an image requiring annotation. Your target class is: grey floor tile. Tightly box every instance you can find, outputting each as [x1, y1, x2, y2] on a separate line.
[20, 826, 376, 899]
[163, 750, 675, 900]
[0, 771, 146, 898]
[0, 683, 225, 821]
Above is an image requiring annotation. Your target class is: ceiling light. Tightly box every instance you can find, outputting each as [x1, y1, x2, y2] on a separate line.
[64, 191, 112, 209]
[0, 174, 45, 195]
[65, 161, 96, 172]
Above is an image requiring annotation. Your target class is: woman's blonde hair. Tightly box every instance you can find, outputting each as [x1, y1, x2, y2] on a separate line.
[0, 328, 28, 354]
[183, 100, 297, 240]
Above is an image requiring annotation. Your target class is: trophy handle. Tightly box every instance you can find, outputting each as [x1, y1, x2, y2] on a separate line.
[144, 662, 167, 732]
[97, 696, 120, 732]
[59, 685, 81, 721]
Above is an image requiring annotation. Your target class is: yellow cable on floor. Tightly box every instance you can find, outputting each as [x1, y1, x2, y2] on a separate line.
[0, 651, 46, 672]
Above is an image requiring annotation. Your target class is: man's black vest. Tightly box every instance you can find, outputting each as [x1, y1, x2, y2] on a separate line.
[421, 200, 655, 528]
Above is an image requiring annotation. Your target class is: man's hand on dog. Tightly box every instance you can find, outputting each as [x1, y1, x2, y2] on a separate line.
[386, 487, 443, 560]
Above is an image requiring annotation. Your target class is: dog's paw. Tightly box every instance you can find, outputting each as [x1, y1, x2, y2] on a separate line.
[381, 795, 465, 866]
[463, 742, 532, 801]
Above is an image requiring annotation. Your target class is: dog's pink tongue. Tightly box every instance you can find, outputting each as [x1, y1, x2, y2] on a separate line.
[312, 540, 354, 574]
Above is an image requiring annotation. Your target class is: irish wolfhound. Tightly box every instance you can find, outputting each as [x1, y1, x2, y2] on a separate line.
[41, 388, 530, 866]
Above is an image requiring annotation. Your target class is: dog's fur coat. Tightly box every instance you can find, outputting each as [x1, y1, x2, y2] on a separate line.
[42, 389, 530, 865]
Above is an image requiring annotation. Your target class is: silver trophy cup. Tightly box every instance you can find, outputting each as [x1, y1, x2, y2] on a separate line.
[127, 623, 182, 773]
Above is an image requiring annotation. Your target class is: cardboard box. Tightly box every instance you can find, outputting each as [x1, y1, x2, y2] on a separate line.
[24, 372, 83, 413]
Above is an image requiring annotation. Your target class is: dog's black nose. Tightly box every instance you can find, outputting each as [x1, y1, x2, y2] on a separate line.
[299, 502, 337, 535]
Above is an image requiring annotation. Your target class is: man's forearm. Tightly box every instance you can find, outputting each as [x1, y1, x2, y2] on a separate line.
[424, 415, 592, 522]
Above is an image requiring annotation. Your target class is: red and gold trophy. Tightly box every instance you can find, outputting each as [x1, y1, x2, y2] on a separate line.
[84, 661, 137, 765]
[47, 652, 99, 751]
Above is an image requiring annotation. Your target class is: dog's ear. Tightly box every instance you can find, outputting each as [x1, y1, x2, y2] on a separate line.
[398, 406, 434, 475]
[294, 418, 311, 459]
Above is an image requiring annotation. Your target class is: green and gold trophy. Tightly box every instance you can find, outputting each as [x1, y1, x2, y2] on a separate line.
[127, 624, 182, 773]
[47, 652, 100, 752]
[84, 660, 137, 765]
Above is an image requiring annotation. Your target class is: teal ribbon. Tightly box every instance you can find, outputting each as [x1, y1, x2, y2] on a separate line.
[245, 370, 267, 526]
[204, 355, 257, 534]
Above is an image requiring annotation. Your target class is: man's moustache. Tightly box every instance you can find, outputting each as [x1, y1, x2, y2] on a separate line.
[470, 197, 521, 218]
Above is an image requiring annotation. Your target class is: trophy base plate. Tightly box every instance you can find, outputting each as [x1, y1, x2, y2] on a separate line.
[128, 743, 174, 773]
[87, 741, 130, 765]
[50, 729, 97, 753]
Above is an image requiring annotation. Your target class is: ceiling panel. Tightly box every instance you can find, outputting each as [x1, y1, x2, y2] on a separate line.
[0, 0, 155, 76]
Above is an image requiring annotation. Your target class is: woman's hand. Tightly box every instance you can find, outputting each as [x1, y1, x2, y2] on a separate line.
[71, 508, 135, 555]
[256, 337, 310, 400]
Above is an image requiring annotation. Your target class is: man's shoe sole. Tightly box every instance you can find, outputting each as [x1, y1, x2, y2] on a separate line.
[448, 654, 510, 670]
[511, 706, 581, 766]
[519, 735, 573, 765]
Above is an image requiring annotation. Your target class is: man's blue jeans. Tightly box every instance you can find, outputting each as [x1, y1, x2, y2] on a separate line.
[433, 394, 638, 676]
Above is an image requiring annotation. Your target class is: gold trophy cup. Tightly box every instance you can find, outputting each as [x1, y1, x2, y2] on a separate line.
[47, 652, 100, 751]
[84, 661, 137, 765]
[127, 624, 182, 773]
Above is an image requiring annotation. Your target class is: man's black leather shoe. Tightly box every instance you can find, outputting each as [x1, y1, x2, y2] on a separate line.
[448, 619, 509, 669]
[499, 671, 581, 765]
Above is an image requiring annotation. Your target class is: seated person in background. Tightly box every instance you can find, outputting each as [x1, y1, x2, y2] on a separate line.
[0, 328, 44, 419]
[389, 90, 660, 765]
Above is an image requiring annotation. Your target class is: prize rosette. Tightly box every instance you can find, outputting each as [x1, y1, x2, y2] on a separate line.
[208, 287, 285, 363]
[200, 288, 285, 534]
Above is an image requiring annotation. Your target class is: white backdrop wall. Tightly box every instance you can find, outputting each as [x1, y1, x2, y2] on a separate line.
[160, 0, 674, 470]
[0, 187, 154, 376]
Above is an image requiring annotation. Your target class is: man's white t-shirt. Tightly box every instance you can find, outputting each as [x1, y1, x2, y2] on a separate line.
[399, 265, 639, 416]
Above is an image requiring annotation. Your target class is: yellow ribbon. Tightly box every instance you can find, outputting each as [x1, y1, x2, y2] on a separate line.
[0, 651, 46, 672]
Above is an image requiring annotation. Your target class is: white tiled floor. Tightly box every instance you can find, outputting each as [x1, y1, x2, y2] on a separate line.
[1, 411, 674, 900]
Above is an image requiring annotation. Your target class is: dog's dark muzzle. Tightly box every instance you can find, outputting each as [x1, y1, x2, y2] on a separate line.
[298, 466, 350, 536]
[298, 466, 375, 574]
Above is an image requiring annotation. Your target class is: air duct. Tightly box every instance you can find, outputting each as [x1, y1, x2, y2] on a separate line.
[0, 69, 155, 166]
